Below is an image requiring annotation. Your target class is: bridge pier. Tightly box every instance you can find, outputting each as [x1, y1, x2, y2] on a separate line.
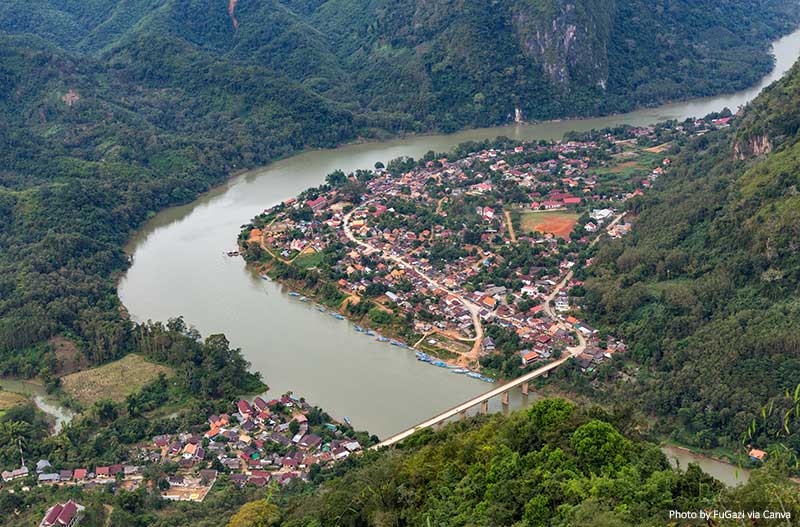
[521, 383, 529, 396]
[501, 392, 509, 406]
[480, 400, 488, 414]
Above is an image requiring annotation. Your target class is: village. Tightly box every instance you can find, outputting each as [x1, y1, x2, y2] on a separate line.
[3, 392, 367, 520]
[240, 120, 727, 381]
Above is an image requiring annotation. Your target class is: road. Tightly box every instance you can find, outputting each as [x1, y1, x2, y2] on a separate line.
[366, 213, 632, 448]
[342, 205, 485, 362]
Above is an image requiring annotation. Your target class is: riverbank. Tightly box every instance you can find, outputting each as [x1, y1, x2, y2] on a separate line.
[119, 27, 800, 440]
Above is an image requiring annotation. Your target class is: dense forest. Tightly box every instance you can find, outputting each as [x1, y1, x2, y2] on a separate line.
[0, 0, 797, 380]
[575, 60, 800, 453]
[2, 3, 800, 523]
[7, 399, 798, 526]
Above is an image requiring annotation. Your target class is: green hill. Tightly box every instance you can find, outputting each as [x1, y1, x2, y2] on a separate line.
[0, 1, 797, 388]
[580, 61, 800, 453]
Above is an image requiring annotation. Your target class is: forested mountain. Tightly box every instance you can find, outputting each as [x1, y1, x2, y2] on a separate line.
[0, 0, 797, 418]
[580, 60, 800, 453]
[3, 3, 800, 524]
[1, 0, 798, 128]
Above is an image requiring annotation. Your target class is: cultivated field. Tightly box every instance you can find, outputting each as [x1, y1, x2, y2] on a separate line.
[61, 354, 173, 404]
[0, 390, 27, 418]
[519, 211, 579, 239]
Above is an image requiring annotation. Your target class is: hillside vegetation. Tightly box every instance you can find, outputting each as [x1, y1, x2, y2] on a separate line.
[0, 0, 796, 377]
[579, 61, 800, 453]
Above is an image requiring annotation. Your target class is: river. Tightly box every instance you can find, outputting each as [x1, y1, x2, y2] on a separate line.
[119, 28, 800, 476]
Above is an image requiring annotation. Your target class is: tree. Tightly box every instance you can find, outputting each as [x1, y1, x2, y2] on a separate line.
[227, 500, 279, 527]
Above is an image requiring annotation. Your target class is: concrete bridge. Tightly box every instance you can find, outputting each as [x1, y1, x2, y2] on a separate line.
[373, 352, 575, 449]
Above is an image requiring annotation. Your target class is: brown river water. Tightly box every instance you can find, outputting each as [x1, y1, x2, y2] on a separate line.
[118, 29, 800, 484]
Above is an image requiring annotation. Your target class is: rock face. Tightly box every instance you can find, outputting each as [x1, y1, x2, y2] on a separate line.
[512, 0, 613, 89]
[734, 134, 774, 160]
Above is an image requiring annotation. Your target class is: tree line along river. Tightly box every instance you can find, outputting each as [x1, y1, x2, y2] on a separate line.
[116, 29, 800, 486]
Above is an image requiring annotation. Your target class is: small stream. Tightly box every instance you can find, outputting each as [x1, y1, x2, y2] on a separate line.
[0, 378, 75, 434]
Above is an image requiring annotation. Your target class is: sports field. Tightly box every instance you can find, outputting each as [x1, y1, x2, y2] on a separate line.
[519, 211, 579, 239]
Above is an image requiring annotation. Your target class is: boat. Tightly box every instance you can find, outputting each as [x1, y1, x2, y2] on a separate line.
[415, 352, 432, 362]
[480, 376, 497, 383]
[376, 337, 390, 342]
[389, 340, 403, 347]
[451, 368, 469, 374]
[299, 296, 308, 302]
[331, 313, 345, 320]
[353, 325, 364, 333]
[466, 372, 482, 379]
[259, 274, 271, 281]
[432, 360, 448, 368]
[316, 306, 326, 312]
[365, 330, 376, 336]
[343, 417, 352, 427]
[288, 292, 301, 297]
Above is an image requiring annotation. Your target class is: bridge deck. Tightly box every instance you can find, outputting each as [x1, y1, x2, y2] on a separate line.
[373, 355, 570, 448]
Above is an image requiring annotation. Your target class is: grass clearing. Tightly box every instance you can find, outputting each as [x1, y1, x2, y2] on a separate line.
[293, 249, 324, 269]
[518, 210, 579, 239]
[0, 390, 27, 412]
[418, 333, 471, 361]
[61, 354, 173, 405]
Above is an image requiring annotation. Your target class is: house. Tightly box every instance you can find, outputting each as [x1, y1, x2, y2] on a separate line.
[2, 465, 29, 482]
[476, 206, 495, 221]
[253, 396, 268, 412]
[40, 500, 84, 527]
[555, 296, 570, 312]
[583, 222, 598, 232]
[36, 459, 53, 473]
[38, 473, 60, 483]
[521, 350, 540, 366]
[749, 448, 767, 462]
[237, 399, 252, 418]
[306, 196, 327, 211]
[589, 209, 613, 221]
[299, 434, 322, 450]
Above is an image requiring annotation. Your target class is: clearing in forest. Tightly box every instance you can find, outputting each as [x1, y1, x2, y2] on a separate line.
[0, 391, 27, 418]
[61, 354, 173, 405]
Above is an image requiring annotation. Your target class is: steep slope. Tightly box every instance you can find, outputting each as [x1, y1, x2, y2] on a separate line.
[2, 1, 798, 128]
[0, 34, 361, 367]
[581, 61, 800, 452]
[0, 1, 798, 375]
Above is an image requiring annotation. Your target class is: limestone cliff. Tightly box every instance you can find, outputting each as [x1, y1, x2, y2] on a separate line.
[512, 0, 613, 89]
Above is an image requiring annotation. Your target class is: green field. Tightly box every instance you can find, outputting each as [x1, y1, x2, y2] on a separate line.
[294, 250, 324, 269]
[61, 354, 174, 405]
